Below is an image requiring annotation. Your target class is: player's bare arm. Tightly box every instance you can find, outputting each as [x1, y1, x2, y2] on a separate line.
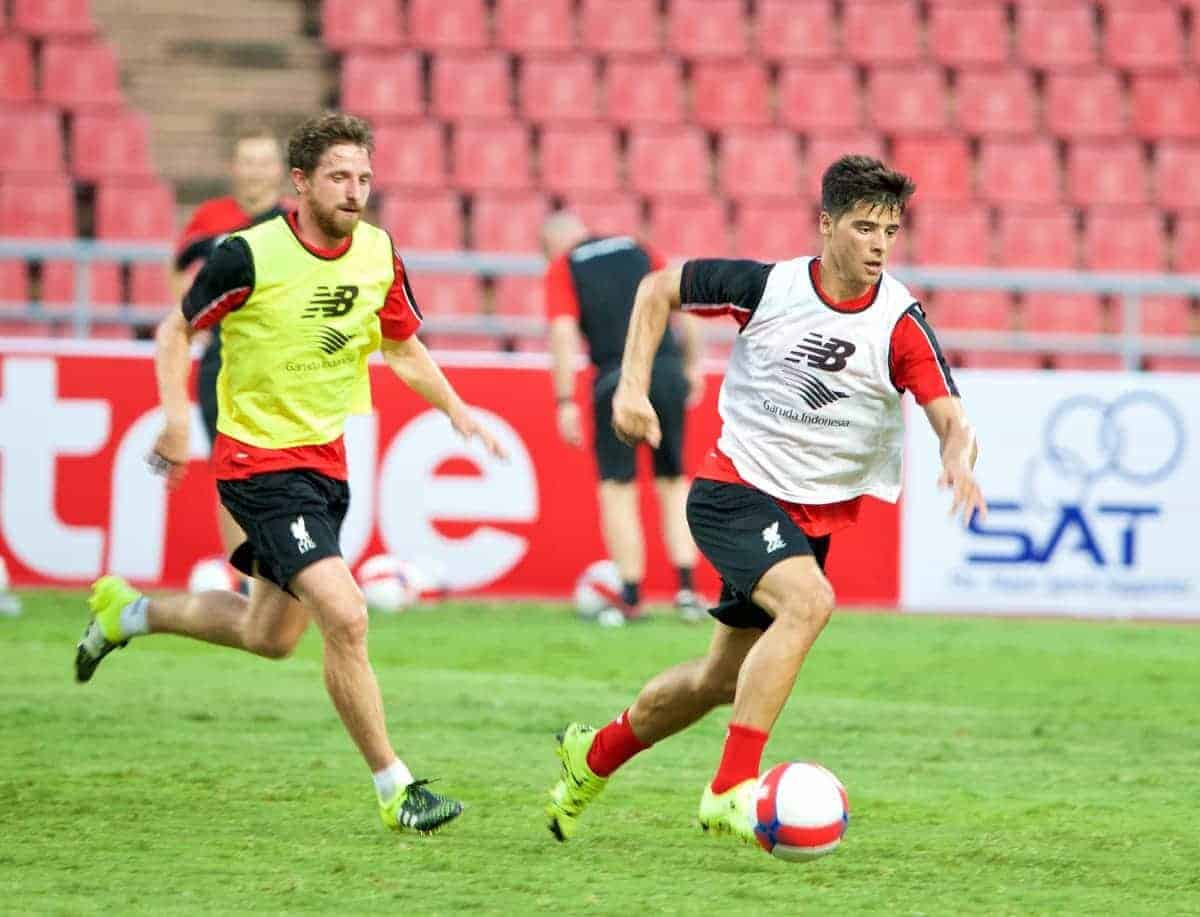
[548, 315, 583, 447]
[612, 265, 684, 447]
[150, 307, 199, 486]
[380, 336, 507, 459]
[923, 395, 986, 524]
[677, 312, 705, 407]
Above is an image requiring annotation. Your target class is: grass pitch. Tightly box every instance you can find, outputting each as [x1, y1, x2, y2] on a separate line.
[1, 592, 1197, 915]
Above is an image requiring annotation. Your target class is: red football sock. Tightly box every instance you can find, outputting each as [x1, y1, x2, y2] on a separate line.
[586, 709, 650, 777]
[710, 722, 768, 794]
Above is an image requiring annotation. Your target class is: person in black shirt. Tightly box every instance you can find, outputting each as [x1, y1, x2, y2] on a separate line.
[542, 211, 705, 623]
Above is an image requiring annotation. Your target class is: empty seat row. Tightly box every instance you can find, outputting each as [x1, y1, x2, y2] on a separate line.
[0, 107, 154, 180]
[322, 0, 1200, 72]
[0, 260, 170, 307]
[2, 0, 96, 37]
[0, 176, 175, 240]
[341, 52, 1200, 141]
[0, 36, 123, 109]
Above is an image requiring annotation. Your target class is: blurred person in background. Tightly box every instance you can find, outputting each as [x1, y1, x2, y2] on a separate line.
[77, 112, 505, 836]
[542, 211, 705, 624]
[173, 128, 289, 566]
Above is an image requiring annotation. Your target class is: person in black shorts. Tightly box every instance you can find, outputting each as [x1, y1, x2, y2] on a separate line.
[172, 128, 288, 562]
[542, 211, 704, 623]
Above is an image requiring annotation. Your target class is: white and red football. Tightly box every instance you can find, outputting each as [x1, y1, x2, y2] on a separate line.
[753, 762, 850, 862]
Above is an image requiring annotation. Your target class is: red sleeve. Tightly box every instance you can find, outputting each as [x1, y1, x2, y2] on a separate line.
[643, 243, 667, 271]
[543, 253, 580, 320]
[379, 251, 424, 342]
[889, 307, 959, 405]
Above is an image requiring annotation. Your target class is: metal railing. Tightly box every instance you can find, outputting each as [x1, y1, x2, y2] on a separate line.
[2, 239, 1198, 369]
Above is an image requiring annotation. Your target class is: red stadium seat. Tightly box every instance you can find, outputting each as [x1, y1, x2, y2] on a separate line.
[40, 39, 122, 110]
[649, 198, 730, 259]
[12, 0, 95, 36]
[472, 193, 548, 252]
[0, 262, 27, 302]
[320, 0, 404, 51]
[1017, 4, 1098, 70]
[928, 3, 1010, 67]
[493, 275, 545, 317]
[0, 175, 75, 237]
[412, 274, 481, 316]
[926, 290, 1014, 331]
[0, 36, 34, 104]
[70, 110, 155, 182]
[954, 69, 1037, 137]
[1103, 7, 1183, 72]
[690, 62, 770, 129]
[626, 127, 710, 197]
[805, 133, 885, 198]
[340, 52, 423, 119]
[1132, 75, 1200, 142]
[129, 263, 172, 307]
[452, 123, 532, 192]
[519, 56, 598, 122]
[891, 137, 972, 204]
[997, 207, 1078, 269]
[432, 52, 512, 121]
[778, 64, 862, 133]
[1021, 292, 1105, 333]
[425, 333, 501, 352]
[755, 0, 835, 62]
[565, 193, 644, 237]
[733, 200, 814, 260]
[371, 122, 446, 192]
[579, 0, 660, 55]
[408, 0, 489, 50]
[41, 261, 122, 307]
[1153, 142, 1200, 211]
[909, 204, 992, 267]
[1174, 215, 1200, 271]
[842, 0, 923, 65]
[1051, 354, 1123, 371]
[604, 57, 685, 126]
[958, 351, 1045, 370]
[95, 181, 176, 241]
[977, 138, 1060, 206]
[495, 0, 574, 52]
[667, 0, 748, 59]
[1065, 140, 1148, 207]
[1043, 71, 1125, 139]
[866, 66, 949, 135]
[1083, 207, 1166, 271]
[718, 129, 801, 200]
[1143, 355, 1200, 373]
[1137, 296, 1192, 336]
[539, 125, 620, 195]
[0, 107, 65, 174]
[0, 321, 53, 337]
[382, 191, 463, 250]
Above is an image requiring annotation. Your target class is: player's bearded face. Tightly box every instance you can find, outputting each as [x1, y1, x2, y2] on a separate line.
[299, 143, 373, 240]
[826, 201, 902, 290]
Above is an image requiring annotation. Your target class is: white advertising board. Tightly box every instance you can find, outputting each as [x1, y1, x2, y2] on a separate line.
[901, 371, 1199, 618]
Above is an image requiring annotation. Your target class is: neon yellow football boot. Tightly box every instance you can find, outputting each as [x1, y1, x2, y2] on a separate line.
[546, 723, 608, 841]
[75, 575, 139, 683]
[379, 779, 464, 834]
[698, 779, 758, 846]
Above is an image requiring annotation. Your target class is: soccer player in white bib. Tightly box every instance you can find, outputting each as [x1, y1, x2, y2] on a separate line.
[546, 155, 987, 845]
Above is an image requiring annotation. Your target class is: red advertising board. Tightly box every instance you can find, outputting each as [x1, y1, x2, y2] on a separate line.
[0, 342, 898, 605]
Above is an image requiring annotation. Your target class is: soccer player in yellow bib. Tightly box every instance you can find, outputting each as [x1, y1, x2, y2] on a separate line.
[75, 113, 505, 835]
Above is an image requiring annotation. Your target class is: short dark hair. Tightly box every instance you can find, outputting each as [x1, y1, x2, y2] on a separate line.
[820, 155, 916, 220]
[287, 112, 374, 174]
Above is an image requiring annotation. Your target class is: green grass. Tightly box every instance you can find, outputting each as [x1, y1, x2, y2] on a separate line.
[2, 592, 1198, 916]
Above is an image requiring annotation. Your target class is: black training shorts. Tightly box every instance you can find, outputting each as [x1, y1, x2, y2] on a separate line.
[686, 477, 831, 630]
[216, 469, 349, 593]
[592, 360, 689, 483]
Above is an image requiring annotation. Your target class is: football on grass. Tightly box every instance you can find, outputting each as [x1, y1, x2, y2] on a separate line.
[753, 762, 849, 862]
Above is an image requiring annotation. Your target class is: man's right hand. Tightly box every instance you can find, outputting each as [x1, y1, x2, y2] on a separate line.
[556, 401, 584, 447]
[149, 420, 189, 489]
[612, 383, 661, 448]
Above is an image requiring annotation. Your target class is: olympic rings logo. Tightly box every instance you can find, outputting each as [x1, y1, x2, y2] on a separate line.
[1023, 391, 1187, 510]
